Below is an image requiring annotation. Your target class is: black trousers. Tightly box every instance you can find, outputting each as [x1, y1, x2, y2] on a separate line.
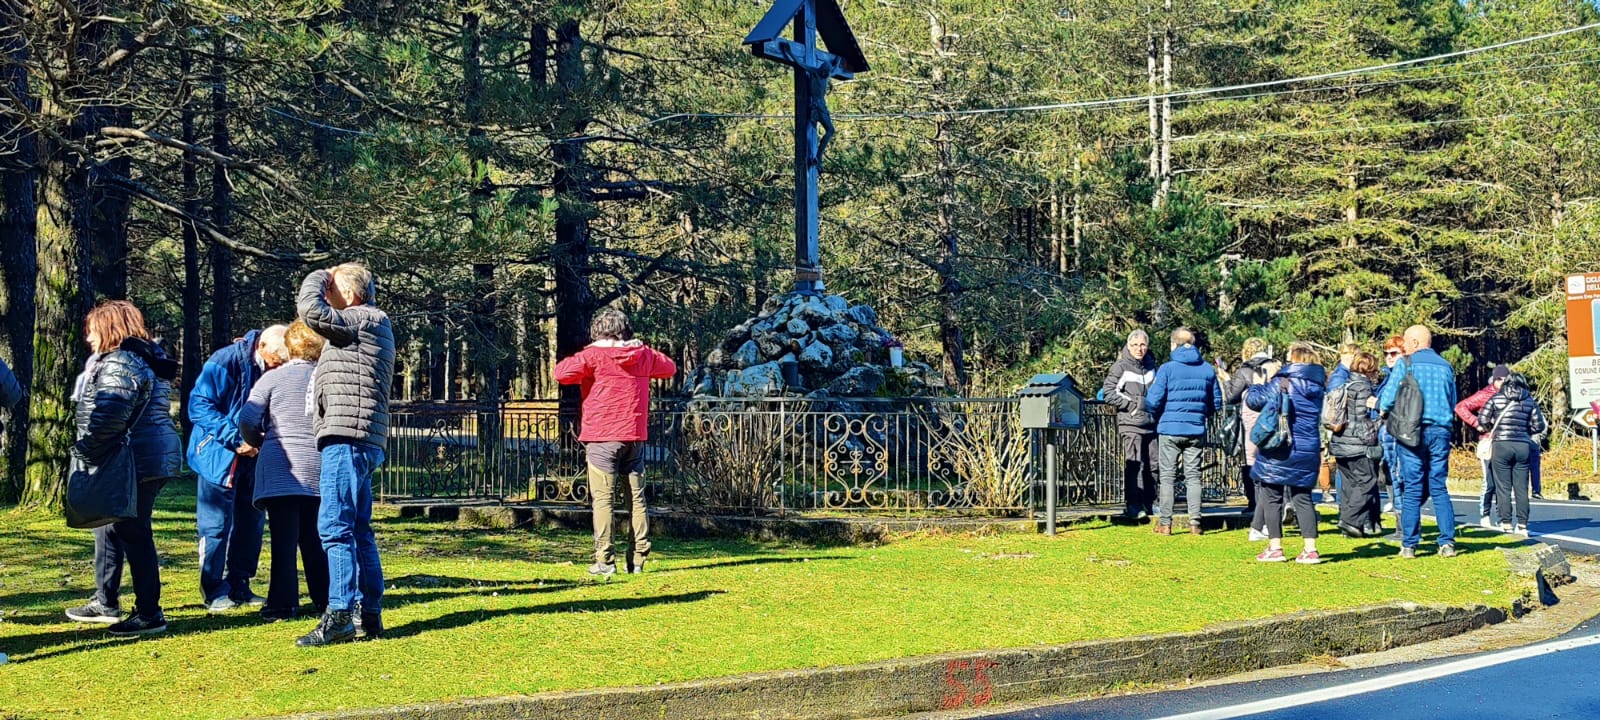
[94, 478, 167, 619]
[1120, 432, 1156, 514]
[1260, 482, 1317, 540]
[1335, 455, 1382, 532]
[261, 495, 330, 613]
[1241, 464, 1258, 515]
[1490, 440, 1533, 528]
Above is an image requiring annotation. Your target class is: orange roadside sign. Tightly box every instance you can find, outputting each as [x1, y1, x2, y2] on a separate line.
[1568, 273, 1600, 409]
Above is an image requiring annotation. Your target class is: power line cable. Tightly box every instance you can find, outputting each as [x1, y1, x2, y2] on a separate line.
[616, 21, 1600, 131]
[262, 23, 1600, 143]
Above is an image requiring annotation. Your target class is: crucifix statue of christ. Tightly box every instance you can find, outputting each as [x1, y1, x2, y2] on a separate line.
[744, 0, 869, 294]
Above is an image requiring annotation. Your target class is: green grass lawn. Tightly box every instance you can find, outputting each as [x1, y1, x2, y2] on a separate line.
[0, 485, 1524, 720]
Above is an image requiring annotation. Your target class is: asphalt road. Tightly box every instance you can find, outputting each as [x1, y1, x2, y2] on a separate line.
[979, 607, 1600, 720]
[1438, 493, 1600, 557]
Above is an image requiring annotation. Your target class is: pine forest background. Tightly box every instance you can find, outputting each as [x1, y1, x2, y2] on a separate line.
[3, 0, 1600, 504]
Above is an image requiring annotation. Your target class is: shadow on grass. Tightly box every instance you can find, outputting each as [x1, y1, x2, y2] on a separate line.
[385, 579, 581, 609]
[383, 590, 726, 640]
[663, 555, 851, 573]
[5, 609, 273, 663]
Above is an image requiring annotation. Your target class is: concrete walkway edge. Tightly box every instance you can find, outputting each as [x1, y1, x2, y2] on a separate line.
[283, 602, 1502, 720]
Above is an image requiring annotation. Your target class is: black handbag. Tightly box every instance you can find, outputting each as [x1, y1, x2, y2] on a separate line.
[64, 390, 151, 530]
[64, 442, 139, 529]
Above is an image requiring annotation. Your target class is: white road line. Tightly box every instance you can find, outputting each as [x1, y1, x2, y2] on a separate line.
[1148, 633, 1600, 720]
[1443, 494, 1600, 510]
[1417, 509, 1600, 549]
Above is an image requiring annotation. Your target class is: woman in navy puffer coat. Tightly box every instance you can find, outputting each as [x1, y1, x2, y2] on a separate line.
[1244, 342, 1326, 564]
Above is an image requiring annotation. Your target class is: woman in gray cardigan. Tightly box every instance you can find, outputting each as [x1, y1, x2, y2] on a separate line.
[239, 321, 329, 620]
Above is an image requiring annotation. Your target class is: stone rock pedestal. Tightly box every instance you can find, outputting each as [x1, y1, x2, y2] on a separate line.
[687, 292, 942, 398]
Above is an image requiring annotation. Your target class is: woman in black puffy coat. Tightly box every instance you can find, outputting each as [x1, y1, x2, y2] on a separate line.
[1477, 373, 1548, 536]
[1327, 353, 1384, 538]
[62, 301, 181, 636]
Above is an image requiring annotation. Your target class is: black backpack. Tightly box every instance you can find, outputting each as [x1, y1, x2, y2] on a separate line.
[1386, 360, 1424, 448]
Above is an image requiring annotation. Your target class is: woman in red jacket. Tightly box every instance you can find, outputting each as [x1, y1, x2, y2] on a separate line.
[554, 309, 677, 578]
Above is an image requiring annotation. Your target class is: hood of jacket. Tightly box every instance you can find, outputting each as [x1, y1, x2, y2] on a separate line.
[591, 339, 654, 375]
[1242, 354, 1273, 371]
[1277, 361, 1328, 386]
[1170, 344, 1203, 366]
[120, 337, 178, 381]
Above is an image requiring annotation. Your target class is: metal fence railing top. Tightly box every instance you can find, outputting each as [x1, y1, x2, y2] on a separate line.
[378, 397, 1243, 518]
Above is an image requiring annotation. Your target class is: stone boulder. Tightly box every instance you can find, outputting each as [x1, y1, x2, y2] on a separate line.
[700, 291, 939, 398]
[725, 362, 784, 396]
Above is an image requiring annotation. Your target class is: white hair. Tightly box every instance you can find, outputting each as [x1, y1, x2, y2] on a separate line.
[332, 263, 373, 305]
[258, 324, 290, 362]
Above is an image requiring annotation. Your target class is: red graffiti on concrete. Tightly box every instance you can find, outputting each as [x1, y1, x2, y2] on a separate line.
[940, 658, 998, 709]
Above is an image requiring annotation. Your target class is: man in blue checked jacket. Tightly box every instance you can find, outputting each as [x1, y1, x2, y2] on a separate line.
[1377, 324, 1459, 558]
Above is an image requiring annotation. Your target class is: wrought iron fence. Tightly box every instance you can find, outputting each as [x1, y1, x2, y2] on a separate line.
[378, 398, 1242, 517]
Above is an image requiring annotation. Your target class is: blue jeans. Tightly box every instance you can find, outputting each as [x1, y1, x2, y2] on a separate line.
[196, 460, 264, 602]
[1398, 425, 1456, 549]
[1477, 458, 1495, 520]
[319, 443, 385, 613]
[1380, 428, 1401, 499]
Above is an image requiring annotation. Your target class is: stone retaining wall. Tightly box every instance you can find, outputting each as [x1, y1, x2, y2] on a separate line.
[279, 602, 1504, 720]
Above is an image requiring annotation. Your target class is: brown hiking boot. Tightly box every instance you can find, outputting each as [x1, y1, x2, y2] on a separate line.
[1153, 524, 1173, 536]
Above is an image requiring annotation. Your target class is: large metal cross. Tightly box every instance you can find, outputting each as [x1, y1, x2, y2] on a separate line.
[745, 0, 868, 294]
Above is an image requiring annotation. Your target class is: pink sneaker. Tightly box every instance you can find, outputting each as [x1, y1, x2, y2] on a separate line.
[1295, 551, 1322, 565]
[1256, 548, 1287, 563]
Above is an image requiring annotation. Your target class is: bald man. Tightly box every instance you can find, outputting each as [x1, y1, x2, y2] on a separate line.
[1377, 325, 1460, 558]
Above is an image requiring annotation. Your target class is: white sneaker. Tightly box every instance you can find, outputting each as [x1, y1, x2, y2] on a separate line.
[1479, 516, 1494, 529]
[1248, 528, 1268, 542]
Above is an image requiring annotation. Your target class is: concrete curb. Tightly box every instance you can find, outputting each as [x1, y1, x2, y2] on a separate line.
[282, 602, 1503, 720]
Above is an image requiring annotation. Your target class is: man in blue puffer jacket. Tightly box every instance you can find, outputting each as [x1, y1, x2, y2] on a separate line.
[1377, 324, 1459, 558]
[1145, 328, 1224, 535]
[188, 325, 287, 610]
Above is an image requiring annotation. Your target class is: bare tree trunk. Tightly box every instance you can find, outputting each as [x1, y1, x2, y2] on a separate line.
[24, 99, 93, 507]
[1, 2, 38, 497]
[1071, 152, 1082, 278]
[209, 31, 234, 349]
[180, 48, 203, 436]
[552, 19, 595, 427]
[929, 13, 968, 393]
[463, 9, 503, 414]
[1158, 0, 1172, 204]
[23, 1, 118, 508]
[1146, 12, 1159, 199]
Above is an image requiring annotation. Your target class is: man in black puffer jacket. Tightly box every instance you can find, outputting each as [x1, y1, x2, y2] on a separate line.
[1101, 330, 1157, 519]
[295, 262, 395, 647]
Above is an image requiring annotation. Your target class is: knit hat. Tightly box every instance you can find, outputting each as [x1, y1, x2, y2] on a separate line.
[1491, 364, 1511, 380]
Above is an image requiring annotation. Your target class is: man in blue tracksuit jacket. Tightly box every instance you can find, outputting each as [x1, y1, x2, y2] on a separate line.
[1377, 324, 1459, 558]
[1144, 327, 1224, 534]
[188, 326, 286, 610]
